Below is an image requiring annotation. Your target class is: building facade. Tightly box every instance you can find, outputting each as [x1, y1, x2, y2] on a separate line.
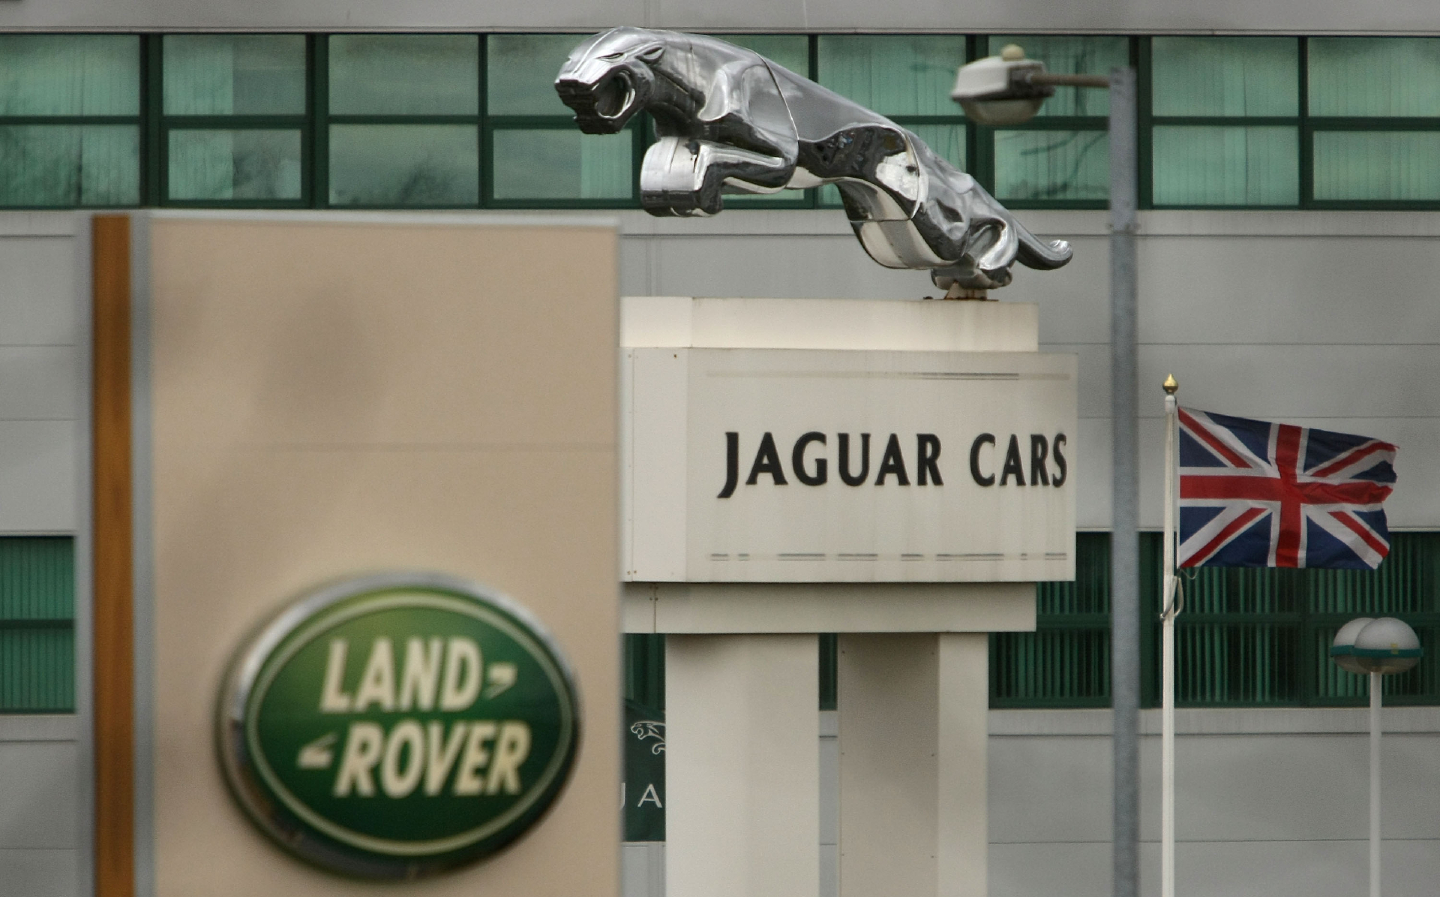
[2, 4, 1440, 897]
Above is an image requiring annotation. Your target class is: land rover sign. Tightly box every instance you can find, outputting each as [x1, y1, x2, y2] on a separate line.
[217, 573, 582, 879]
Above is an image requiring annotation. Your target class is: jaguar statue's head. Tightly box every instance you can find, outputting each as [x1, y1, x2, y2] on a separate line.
[555, 27, 666, 134]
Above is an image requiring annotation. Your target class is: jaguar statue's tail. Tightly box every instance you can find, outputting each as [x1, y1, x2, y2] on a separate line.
[1015, 227, 1073, 270]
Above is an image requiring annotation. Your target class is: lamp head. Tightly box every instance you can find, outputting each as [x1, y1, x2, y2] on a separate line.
[1352, 617, 1423, 675]
[1329, 617, 1375, 675]
[951, 45, 1053, 126]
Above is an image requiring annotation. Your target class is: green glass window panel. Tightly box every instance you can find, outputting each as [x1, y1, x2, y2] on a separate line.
[1151, 37, 1297, 117]
[487, 34, 589, 117]
[987, 35, 1127, 117]
[168, 130, 302, 201]
[624, 633, 665, 709]
[993, 628, 1111, 704]
[491, 128, 633, 201]
[0, 125, 139, 206]
[0, 537, 75, 714]
[0, 35, 139, 117]
[1152, 126, 1298, 206]
[329, 35, 479, 116]
[1037, 533, 1110, 615]
[1175, 623, 1301, 705]
[819, 633, 837, 710]
[713, 34, 810, 77]
[1313, 131, 1440, 201]
[329, 124, 478, 206]
[993, 533, 1111, 706]
[909, 123, 966, 169]
[994, 128, 1108, 202]
[0, 628, 74, 712]
[1309, 38, 1440, 117]
[1306, 533, 1440, 614]
[817, 35, 968, 117]
[0, 538, 73, 620]
[163, 35, 306, 116]
[1177, 566, 1304, 615]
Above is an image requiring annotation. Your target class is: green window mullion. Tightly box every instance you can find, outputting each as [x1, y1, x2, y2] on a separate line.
[1308, 116, 1440, 130]
[1151, 116, 1300, 127]
[0, 115, 141, 126]
[327, 115, 478, 126]
[159, 114, 308, 129]
[1138, 36, 1153, 210]
[311, 34, 328, 208]
[964, 35, 988, 193]
[478, 33, 487, 207]
[480, 114, 495, 206]
[1299, 37, 1313, 207]
[143, 34, 162, 206]
[812, 33, 823, 208]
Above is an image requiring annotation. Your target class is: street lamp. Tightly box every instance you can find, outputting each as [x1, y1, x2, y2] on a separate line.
[953, 45, 1143, 897]
[1331, 616, 1423, 897]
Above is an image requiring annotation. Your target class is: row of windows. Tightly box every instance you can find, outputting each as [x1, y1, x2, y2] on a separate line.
[5, 33, 1440, 210]
[3, 532, 1435, 713]
[994, 532, 1440, 708]
[625, 532, 1440, 713]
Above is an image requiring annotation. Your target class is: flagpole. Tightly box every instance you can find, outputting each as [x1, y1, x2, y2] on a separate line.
[1161, 374, 1180, 897]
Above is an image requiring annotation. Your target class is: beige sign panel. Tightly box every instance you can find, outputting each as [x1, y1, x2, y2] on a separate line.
[136, 213, 618, 897]
[625, 347, 1076, 583]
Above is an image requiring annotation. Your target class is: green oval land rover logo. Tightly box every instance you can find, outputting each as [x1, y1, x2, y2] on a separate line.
[217, 572, 581, 879]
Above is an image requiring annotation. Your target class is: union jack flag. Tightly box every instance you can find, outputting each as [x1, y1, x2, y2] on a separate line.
[1178, 409, 1397, 569]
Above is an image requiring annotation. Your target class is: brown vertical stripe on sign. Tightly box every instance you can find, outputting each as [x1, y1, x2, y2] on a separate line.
[92, 215, 134, 897]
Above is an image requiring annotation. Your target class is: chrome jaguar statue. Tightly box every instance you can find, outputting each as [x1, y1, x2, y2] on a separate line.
[555, 26, 1072, 291]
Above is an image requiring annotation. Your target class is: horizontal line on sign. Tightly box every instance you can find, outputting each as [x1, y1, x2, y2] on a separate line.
[233, 441, 615, 452]
[706, 371, 1068, 381]
[705, 552, 1068, 563]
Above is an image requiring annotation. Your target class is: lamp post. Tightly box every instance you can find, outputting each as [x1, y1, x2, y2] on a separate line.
[953, 45, 1141, 897]
[1330, 616, 1423, 897]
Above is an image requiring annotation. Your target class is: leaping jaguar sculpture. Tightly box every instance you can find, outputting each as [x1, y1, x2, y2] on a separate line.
[555, 26, 1071, 292]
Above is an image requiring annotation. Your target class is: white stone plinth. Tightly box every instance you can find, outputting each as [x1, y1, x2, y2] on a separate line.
[665, 634, 820, 897]
[837, 633, 989, 897]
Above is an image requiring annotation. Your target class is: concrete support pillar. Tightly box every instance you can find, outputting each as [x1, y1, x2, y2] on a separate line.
[837, 633, 988, 897]
[665, 634, 819, 897]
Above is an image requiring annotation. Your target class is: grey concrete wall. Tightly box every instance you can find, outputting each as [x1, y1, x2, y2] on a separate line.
[4, 0, 1440, 36]
[0, 213, 84, 897]
[0, 214, 81, 536]
[625, 708, 1440, 897]
[990, 708, 1440, 897]
[0, 716, 81, 897]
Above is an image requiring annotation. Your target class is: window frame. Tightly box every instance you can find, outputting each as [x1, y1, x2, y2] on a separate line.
[0, 33, 144, 210]
[155, 33, 313, 209]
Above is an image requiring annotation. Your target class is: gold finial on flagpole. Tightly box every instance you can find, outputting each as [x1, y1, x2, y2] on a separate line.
[1163, 373, 1178, 395]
